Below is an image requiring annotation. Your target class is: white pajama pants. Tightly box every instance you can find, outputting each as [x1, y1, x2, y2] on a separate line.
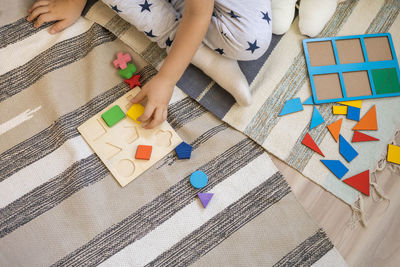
[102, 0, 272, 61]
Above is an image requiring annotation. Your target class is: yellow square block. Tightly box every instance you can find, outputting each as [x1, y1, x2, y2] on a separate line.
[387, 144, 400, 165]
[127, 103, 145, 124]
[337, 100, 362, 108]
[332, 105, 348, 115]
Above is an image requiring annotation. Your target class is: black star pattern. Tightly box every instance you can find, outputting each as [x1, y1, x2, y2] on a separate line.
[228, 10, 240, 19]
[144, 29, 157, 38]
[215, 48, 224, 55]
[165, 37, 173, 46]
[110, 4, 122, 13]
[212, 11, 216, 17]
[246, 40, 260, 53]
[261, 11, 271, 24]
[139, 0, 152, 12]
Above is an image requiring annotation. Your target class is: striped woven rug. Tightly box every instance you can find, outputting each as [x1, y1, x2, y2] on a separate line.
[0, 1, 347, 266]
[83, 0, 400, 207]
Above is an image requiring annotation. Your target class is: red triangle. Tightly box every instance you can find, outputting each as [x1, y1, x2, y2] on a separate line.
[301, 133, 325, 157]
[353, 105, 378, 130]
[343, 170, 370, 196]
[352, 131, 379, 142]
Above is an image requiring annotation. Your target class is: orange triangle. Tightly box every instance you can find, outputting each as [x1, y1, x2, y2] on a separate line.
[327, 118, 342, 142]
[343, 170, 370, 196]
[353, 105, 377, 131]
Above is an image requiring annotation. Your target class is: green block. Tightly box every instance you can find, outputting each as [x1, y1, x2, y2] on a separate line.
[118, 63, 136, 79]
[101, 105, 126, 127]
[371, 68, 400, 95]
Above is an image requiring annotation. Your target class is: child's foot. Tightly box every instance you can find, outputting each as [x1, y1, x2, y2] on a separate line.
[191, 44, 252, 106]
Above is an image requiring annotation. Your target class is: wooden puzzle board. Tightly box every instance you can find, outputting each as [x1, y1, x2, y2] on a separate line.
[303, 33, 400, 104]
[78, 88, 182, 187]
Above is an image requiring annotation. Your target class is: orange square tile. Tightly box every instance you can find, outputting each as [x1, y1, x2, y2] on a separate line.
[135, 145, 152, 160]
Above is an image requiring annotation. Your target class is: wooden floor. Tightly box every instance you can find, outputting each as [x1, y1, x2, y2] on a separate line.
[270, 154, 400, 267]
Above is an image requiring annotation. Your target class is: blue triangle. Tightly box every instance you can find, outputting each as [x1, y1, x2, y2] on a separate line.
[198, 192, 214, 208]
[303, 96, 314, 105]
[310, 107, 324, 130]
[321, 159, 349, 179]
[279, 98, 303, 116]
[339, 135, 358, 162]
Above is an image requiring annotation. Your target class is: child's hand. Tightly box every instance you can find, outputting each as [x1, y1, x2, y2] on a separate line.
[27, 0, 87, 34]
[131, 74, 174, 129]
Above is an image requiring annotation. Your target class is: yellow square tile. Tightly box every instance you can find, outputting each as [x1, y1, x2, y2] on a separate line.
[127, 103, 145, 124]
[332, 105, 348, 115]
[387, 144, 400, 165]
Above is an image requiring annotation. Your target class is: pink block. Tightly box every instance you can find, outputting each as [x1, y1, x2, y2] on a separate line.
[113, 52, 132, 69]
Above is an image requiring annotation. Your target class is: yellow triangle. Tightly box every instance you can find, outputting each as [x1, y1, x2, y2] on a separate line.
[337, 100, 362, 108]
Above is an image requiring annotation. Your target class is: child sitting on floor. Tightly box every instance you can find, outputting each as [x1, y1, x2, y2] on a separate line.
[27, 0, 272, 128]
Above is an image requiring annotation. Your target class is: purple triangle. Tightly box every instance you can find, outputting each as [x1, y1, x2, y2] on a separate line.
[198, 192, 214, 208]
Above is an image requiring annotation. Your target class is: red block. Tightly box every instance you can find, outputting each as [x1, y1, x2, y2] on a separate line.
[124, 74, 141, 89]
[352, 131, 379, 142]
[301, 133, 324, 157]
[343, 170, 370, 196]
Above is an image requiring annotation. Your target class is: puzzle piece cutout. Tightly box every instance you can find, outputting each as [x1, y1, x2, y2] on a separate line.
[101, 105, 126, 127]
[353, 105, 377, 131]
[135, 145, 152, 160]
[175, 141, 192, 159]
[118, 63, 136, 79]
[198, 192, 214, 208]
[346, 106, 360, 121]
[303, 96, 315, 105]
[387, 144, 400, 165]
[190, 171, 208, 189]
[337, 100, 362, 108]
[113, 52, 132, 69]
[327, 118, 342, 142]
[371, 68, 400, 94]
[301, 133, 324, 156]
[339, 135, 358, 162]
[343, 170, 370, 196]
[279, 98, 303, 116]
[77, 88, 182, 187]
[310, 107, 324, 130]
[352, 131, 379, 142]
[125, 74, 141, 89]
[333, 106, 347, 115]
[321, 159, 349, 179]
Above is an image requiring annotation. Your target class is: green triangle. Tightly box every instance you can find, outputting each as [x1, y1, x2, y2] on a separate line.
[371, 68, 400, 94]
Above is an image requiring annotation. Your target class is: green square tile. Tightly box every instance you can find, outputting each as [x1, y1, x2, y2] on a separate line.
[101, 105, 126, 127]
[371, 68, 400, 95]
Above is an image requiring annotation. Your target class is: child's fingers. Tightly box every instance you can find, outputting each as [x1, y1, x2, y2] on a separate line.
[27, 6, 50, 22]
[34, 13, 57, 28]
[138, 103, 156, 123]
[28, 0, 50, 13]
[144, 108, 165, 129]
[49, 19, 73, 34]
[130, 90, 146, 104]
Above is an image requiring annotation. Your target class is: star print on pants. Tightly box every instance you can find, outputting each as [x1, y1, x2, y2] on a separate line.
[139, 0, 152, 12]
[246, 40, 260, 53]
[144, 30, 157, 38]
[165, 37, 173, 46]
[214, 48, 224, 55]
[110, 4, 121, 13]
[228, 10, 240, 19]
[261, 11, 271, 24]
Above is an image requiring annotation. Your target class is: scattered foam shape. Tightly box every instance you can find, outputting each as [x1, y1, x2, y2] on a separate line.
[387, 144, 400, 165]
[125, 74, 141, 89]
[175, 141, 192, 159]
[303, 96, 315, 105]
[353, 105, 377, 131]
[321, 159, 349, 179]
[118, 63, 136, 79]
[301, 133, 324, 156]
[310, 107, 324, 130]
[101, 105, 126, 127]
[343, 170, 370, 196]
[327, 118, 342, 142]
[346, 106, 360, 121]
[333, 106, 347, 115]
[339, 135, 358, 162]
[198, 192, 214, 208]
[113, 52, 132, 69]
[135, 145, 152, 160]
[279, 98, 303, 116]
[190, 170, 208, 189]
[352, 131, 379, 142]
[127, 103, 145, 124]
[337, 100, 362, 108]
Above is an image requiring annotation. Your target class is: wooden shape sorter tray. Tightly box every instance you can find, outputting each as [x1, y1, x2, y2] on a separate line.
[303, 33, 400, 104]
[78, 87, 182, 187]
